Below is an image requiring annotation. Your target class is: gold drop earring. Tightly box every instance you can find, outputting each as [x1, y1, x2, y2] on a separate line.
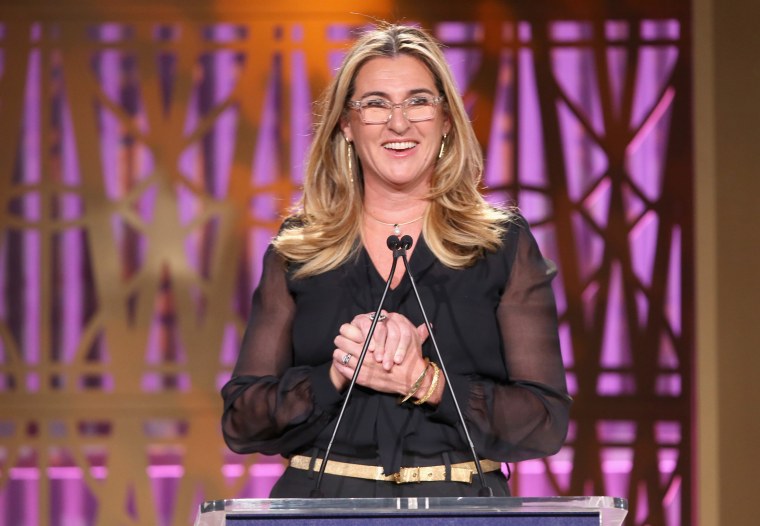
[345, 137, 354, 183]
[438, 133, 448, 159]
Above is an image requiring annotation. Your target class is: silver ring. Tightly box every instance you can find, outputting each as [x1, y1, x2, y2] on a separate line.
[368, 312, 387, 322]
[341, 353, 351, 366]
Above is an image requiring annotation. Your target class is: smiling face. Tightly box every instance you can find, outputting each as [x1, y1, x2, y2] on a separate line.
[341, 55, 450, 196]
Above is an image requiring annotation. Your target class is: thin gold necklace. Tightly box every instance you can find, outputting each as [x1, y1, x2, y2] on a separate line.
[365, 212, 423, 236]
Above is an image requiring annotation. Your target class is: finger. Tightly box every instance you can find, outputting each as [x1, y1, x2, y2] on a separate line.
[332, 352, 352, 382]
[339, 322, 365, 344]
[348, 314, 385, 360]
[333, 348, 351, 365]
[333, 334, 353, 353]
[370, 320, 387, 361]
[349, 315, 373, 351]
[354, 310, 389, 361]
[350, 313, 386, 353]
[416, 323, 430, 342]
[382, 321, 402, 370]
[334, 333, 369, 363]
[392, 324, 413, 366]
[366, 310, 390, 357]
[351, 312, 386, 335]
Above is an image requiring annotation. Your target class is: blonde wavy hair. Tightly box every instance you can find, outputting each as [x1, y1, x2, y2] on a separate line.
[274, 24, 512, 278]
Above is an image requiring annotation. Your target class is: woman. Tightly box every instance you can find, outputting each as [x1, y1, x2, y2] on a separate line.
[221, 24, 571, 498]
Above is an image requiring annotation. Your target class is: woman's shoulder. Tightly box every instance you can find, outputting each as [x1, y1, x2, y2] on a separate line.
[484, 207, 538, 262]
[267, 215, 303, 267]
[482, 204, 524, 238]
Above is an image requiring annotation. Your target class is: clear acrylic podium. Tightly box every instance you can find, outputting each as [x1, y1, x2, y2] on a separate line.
[195, 496, 628, 526]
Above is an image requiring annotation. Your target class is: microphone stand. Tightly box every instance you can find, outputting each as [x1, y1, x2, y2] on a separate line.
[311, 236, 404, 497]
[397, 235, 494, 497]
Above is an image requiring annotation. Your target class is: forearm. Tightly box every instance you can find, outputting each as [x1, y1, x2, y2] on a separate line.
[428, 373, 571, 460]
[222, 363, 344, 455]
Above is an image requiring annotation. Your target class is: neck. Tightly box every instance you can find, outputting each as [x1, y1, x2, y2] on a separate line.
[363, 202, 427, 238]
[362, 182, 429, 225]
[364, 203, 427, 226]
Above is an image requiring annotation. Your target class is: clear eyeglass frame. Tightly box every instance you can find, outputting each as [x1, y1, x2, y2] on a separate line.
[346, 95, 445, 124]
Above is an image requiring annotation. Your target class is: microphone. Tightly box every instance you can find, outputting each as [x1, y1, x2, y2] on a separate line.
[398, 234, 413, 250]
[311, 235, 403, 497]
[397, 235, 495, 497]
[387, 234, 403, 252]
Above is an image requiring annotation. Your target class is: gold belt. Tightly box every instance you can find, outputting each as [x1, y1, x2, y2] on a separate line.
[289, 455, 501, 484]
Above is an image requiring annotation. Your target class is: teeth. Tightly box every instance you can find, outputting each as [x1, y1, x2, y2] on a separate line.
[383, 141, 416, 150]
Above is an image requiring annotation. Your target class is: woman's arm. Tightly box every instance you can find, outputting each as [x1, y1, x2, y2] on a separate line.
[432, 218, 572, 461]
[221, 245, 344, 455]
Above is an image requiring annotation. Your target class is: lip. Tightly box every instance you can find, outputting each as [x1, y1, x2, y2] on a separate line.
[381, 140, 419, 153]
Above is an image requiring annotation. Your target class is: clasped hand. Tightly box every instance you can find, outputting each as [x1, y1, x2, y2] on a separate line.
[330, 311, 430, 396]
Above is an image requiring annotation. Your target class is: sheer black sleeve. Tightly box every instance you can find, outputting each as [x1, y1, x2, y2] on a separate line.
[433, 218, 572, 461]
[220, 245, 343, 455]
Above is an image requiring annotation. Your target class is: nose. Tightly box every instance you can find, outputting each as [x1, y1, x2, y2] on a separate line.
[387, 105, 410, 133]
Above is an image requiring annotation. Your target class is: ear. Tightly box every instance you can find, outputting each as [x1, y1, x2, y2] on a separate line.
[340, 115, 354, 143]
[442, 109, 452, 136]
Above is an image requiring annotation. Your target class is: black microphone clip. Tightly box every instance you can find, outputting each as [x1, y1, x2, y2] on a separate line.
[399, 234, 413, 251]
[386, 235, 406, 259]
[386, 235, 400, 250]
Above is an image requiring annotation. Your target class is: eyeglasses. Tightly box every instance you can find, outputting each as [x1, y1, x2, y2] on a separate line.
[347, 95, 445, 124]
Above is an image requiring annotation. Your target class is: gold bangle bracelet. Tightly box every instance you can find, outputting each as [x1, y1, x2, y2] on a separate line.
[414, 361, 440, 405]
[399, 358, 430, 404]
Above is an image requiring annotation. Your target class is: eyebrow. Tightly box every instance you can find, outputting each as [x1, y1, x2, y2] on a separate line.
[357, 88, 436, 99]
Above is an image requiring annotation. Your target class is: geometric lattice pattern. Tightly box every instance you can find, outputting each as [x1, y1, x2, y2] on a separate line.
[0, 3, 692, 526]
[475, 17, 692, 526]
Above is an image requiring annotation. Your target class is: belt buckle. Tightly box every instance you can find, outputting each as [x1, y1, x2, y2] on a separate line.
[393, 466, 421, 484]
[450, 465, 475, 484]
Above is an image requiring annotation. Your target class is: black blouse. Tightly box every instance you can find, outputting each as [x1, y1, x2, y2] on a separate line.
[221, 216, 571, 475]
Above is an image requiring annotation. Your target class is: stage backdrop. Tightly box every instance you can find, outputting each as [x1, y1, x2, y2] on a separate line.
[0, 1, 692, 525]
